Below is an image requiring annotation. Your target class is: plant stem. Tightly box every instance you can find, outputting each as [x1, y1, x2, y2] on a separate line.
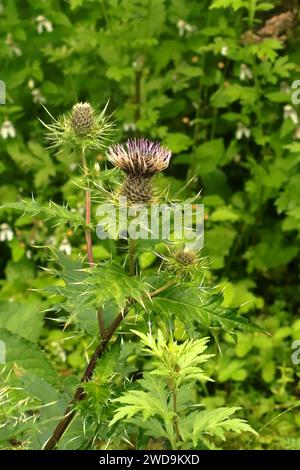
[43, 281, 173, 450]
[81, 148, 94, 266]
[171, 379, 180, 449]
[248, 0, 257, 28]
[135, 69, 142, 122]
[128, 238, 137, 276]
[81, 150, 105, 337]
[149, 280, 175, 298]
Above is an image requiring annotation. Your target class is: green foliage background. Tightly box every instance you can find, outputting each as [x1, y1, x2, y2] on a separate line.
[0, 0, 300, 450]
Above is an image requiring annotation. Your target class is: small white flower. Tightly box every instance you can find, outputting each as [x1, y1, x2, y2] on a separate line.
[294, 126, 300, 140]
[94, 162, 100, 172]
[239, 64, 253, 81]
[177, 19, 196, 37]
[0, 223, 14, 242]
[46, 235, 57, 246]
[76, 204, 85, 216]
[236, 122, 250, 140]
[36, 15, 53, 34]
[31, 88, 46, 104]
[26, 250, 32, 259]
[5, 34, 22, 56]
[28, 79, 35, 89]
[284, 105, 298, 124]
[280, 82, 290, 94]
[221, 46, 228, 56]
[69, 163, 78, 172]
[1, 120, 16, 139]
[59, 238, 72, 256]
[123, 122, 136, 132]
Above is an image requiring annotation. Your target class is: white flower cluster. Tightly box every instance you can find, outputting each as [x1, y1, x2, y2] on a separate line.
[177, 19, 196, 37]
[0, 223, 14, 242]
[59, 238, 72, 256]
[236, 122, 250, 140]
[284, 105, 298, 125]
[239, 64, 253, 81]
[36, 15, 53, 34]
[0, 120, 16, 139]
[5, 34, 22, 56]
[28, 79, 46, 104]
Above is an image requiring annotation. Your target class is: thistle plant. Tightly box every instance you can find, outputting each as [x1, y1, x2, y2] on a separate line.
[0, 101, 265, 451]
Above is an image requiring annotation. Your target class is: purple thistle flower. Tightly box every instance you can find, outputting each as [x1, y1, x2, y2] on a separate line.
[107, 138, 172, 176]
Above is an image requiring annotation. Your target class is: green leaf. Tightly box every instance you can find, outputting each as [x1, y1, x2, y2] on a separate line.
[164, 133, 193, 153]
[179, 407, 257, 446]
[195, 139, 224, 174]
[150, 289, 267, 335]
[0, 300, 43, 342]
[0, 328, 57, 385]
[110, 375, 171, 427]
[0, 199, 86, 230]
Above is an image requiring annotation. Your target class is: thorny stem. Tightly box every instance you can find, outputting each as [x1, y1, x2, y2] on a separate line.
[81, 150, 105, 338]
[43, 281, 173, 450]
[81, 148, 94, 266]
[171, 383, 180, 449]
[43, 303, 132, 451]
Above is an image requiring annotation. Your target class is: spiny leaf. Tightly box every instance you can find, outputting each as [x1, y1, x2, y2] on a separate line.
[150, 288, 267, 335]
[0, 199, 87, 230]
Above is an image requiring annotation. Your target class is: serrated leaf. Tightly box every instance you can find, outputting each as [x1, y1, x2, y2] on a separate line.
[0, 328, 57, 385]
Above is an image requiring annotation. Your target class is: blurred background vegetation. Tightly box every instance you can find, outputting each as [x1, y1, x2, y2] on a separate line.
[0, 0, 300, 449]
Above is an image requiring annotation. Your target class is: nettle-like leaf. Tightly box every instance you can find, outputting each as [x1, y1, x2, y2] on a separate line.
[110, 332, 256, 449]
[150, 286, 266, 336]
[0, 300, 43, 342]
[179, 407, 258, 446]
[0, 328, 57, 386]
[47, 253, 149, 328]
[209, 0, 248, 11]
[0, 199, 86, 230]
[110, 375, 172, 427]
[132, 330, 213, 385]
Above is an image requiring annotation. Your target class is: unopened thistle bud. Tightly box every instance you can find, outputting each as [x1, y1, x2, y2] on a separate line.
[70, 102, 94, 136]
[175, 249, 197, 267]
[107, 138, 172, 203]
[41, 100, 114, 151]
[162, 247, 205, 280]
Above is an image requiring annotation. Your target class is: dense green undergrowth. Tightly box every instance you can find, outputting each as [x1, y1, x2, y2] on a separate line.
[0, 0, 300, 450]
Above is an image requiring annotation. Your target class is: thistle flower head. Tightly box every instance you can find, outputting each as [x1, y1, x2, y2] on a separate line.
[160, 245, 207, 280]
[174, 249, 197, 267]
[107, 138, 172, 176]
[121, 175, 152, 204]
[40, 101, 114, 151]
[70, 102, 94, 136]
